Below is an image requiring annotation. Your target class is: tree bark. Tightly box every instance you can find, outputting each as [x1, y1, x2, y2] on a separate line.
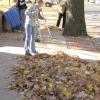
[63, 0, 87, 36]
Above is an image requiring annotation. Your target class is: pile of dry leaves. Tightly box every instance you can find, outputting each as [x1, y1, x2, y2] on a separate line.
[9, 51, 100, 100]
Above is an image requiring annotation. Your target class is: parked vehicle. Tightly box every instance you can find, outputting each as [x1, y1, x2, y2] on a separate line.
[43, 0, 57, 7]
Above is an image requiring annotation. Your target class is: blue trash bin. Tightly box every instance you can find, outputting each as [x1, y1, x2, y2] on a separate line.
[3, 7, 21, 29]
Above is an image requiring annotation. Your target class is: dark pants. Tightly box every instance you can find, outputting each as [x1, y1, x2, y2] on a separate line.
[56, 12, 66, 28]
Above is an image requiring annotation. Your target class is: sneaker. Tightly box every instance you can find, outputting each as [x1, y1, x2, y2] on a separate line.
[25, 53, 32, 56]
[33, 51, 38, 54]
[35, 39, 40, 42]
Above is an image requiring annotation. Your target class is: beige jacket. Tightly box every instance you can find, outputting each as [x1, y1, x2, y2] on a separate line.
[58, 0, 67, 14]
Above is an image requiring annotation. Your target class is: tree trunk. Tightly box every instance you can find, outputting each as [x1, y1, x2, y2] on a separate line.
[63, 0, 87, 36]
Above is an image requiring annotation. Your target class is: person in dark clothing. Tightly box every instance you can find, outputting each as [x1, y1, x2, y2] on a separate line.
[16, 0, 27, 38]
[56, 0, 67, 28]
